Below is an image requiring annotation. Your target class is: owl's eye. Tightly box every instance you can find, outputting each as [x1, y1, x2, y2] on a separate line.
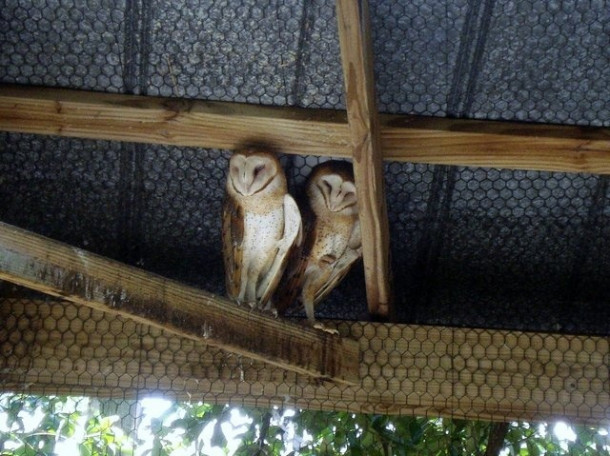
[343, 190, 357, 206]
[321, 179, 333, 193]
[253, 164, 266, 177]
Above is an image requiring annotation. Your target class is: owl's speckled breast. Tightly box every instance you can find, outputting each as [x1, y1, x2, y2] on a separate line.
[243, 205, 284, 264]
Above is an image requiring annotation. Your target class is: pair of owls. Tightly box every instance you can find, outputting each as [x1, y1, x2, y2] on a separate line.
[222, 145, 362, 324]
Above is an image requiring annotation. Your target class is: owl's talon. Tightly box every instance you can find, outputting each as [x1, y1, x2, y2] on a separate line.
[313, 322, 340, 335]
[259, 300, 278, 318]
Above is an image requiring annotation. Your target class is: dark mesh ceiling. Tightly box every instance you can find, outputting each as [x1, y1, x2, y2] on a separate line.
[1, 0, 609, 335]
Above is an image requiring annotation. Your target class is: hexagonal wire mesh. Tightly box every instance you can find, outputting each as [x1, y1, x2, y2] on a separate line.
[0, 297, 608, 453]
[1, 0, 609, 454]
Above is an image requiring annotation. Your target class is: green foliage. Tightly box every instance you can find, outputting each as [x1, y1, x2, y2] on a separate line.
[0, 393, 608, 456]
[503, 422, 610, 456]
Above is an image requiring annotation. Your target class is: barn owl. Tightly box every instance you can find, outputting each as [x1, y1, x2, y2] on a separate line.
[275, 160, 362, 323]
[222, 146, 302, 312]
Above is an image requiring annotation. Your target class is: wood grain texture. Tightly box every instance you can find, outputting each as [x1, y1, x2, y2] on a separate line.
[336, 0, 393, 317]
[0, 84, 350, 157]
[1, 298, 608, 424]
[1, 84, 609, 173]
[0, 222, 360, 384]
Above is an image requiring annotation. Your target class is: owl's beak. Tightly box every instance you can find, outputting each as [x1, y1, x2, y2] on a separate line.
[241, 172, 255, 196]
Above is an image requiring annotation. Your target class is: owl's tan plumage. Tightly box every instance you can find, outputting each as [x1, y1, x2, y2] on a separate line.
[222, 146, 302, 312]
[275, 160, 362, 322]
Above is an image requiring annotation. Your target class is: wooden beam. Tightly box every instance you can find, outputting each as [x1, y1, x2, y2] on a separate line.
[336, 0, 392, 318]
[1, 297, 608, 424]
[1, 84, 610, 174]
[0, 84, 349, 157]
[0, 222, 360, 384]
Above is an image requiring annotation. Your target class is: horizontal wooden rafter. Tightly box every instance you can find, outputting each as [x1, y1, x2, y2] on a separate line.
[1, 297, 608, 424]
[336, 0, 392, 318]
[0, 222, 360, 384]
[1, 84, 610, 174]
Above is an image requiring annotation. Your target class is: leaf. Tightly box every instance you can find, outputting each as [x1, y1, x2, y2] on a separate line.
[351, 445, 363, 456]
[408, 418, 427, 446]
[526, 440, 541, 456]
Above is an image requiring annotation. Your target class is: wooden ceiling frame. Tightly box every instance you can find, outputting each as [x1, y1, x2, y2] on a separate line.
[0, 1, 609, 425]
[1, 84, 609, 173]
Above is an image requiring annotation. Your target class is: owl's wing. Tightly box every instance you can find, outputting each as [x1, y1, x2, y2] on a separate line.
[257, 194, 303, 308]
[313, 220, 362, 305]
[273, 208, 317, 316]
[222, 195, 244, 301]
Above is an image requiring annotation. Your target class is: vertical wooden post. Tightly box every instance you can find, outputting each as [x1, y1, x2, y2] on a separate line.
[336, 0, 393, 318]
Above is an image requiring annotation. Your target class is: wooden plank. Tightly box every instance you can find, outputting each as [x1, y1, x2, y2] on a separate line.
[1, 297, 608, 424]
[381, 116, 610, 173]
[0, 84, 349, 157]
[0, 222, 360, 384]
[336, 0, 392, 318]
[1, 84, 610, 174]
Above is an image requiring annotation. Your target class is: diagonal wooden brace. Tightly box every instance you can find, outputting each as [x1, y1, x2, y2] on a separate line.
[0, 222, 360, 384]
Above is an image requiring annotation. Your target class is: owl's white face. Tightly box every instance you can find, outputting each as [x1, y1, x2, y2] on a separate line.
[312, 173, 358, 216]
[229, 152, 280, 197]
